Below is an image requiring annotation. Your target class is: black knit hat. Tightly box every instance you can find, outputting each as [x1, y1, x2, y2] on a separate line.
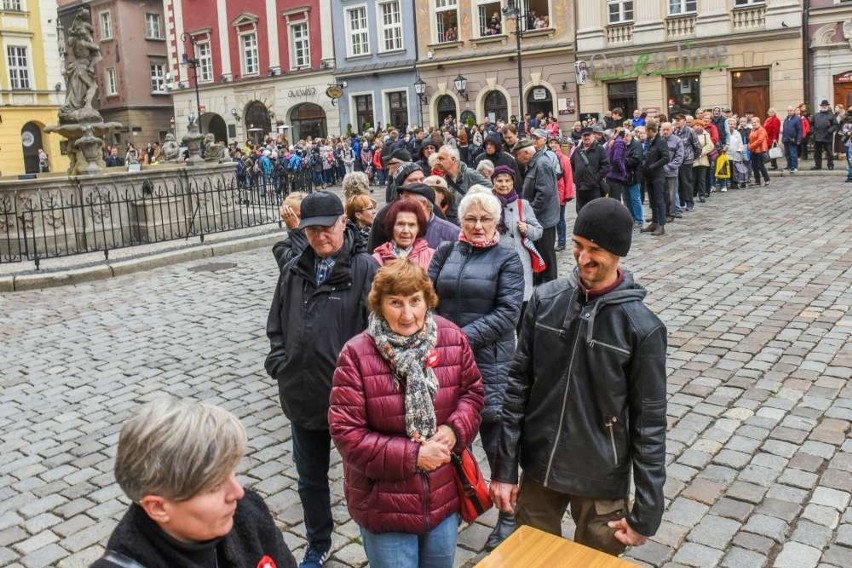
[394, 162, 423, 188]
[573, 198, 633, 257]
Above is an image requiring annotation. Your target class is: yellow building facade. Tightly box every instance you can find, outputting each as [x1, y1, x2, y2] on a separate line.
[0, 0, 69, 177]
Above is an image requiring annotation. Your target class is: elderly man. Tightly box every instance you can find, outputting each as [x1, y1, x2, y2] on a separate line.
[436, 145, 492, 221]
[384, 148, 413, 201]
[570, 127, 609, 213]
[661, 122, 684, 221]
[530, 129, 561, 177]
[490, 198, 667, 558]
[265, 191, 378, 568]
[513, 138, 559, 284]
[811, 99, 838, 170]
[781, 105, 802, 173]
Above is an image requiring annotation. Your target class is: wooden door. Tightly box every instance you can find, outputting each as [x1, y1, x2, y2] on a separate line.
[732, 85, 768, 117]
[833, 83, 852, 108]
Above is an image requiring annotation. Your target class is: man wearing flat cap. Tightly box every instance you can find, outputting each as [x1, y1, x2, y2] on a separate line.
[265, 191, 378, 568]
[491, 198, 667, 558]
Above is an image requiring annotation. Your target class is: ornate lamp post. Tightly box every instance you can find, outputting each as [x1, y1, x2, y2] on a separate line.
[502, 0, 525, 120]
[414, 75, 428, 127]
[180, 33, 203, 134]
[453, 74, 469, 101]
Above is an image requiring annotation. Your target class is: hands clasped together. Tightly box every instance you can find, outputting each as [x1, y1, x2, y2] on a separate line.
[413, 425, 457, 471]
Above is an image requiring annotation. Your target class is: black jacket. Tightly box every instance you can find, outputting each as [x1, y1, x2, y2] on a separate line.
[91, 490, 296, 568]
[493, 269, 667, 537]
[570, 143, 610, 192]
[520, 150, 560, 229]
[642, 134, 669, 181]
[625, 138, 644, 185]
[265, 231, 378, 430]
[812, 110, 839, 143]
[429, 240, 524, 422]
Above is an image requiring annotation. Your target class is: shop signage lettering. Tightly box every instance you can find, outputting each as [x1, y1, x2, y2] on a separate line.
[586, 43, 728, 80]
[288, 87, 317, 97]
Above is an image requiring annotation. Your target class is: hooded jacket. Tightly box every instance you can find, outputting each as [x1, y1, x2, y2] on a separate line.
[265, 231, 378, 430]
[520, 150, 560, 229]
[493, 269, 667, 537]
[475, 132, 521, 186]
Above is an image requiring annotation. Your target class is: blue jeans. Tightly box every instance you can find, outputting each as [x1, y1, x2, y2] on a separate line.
[361, 513, 458, 568]
[846, 145, 852, 178]
[785, 142, 799, 171]
[556, 204, 567, 248]
[627, 183, 643, 223]
[291, 424, 333, 552]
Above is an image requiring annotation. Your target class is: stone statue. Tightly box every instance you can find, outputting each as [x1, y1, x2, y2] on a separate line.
[59, 9, 102, 124]
[203, 133, 226, 163]
[161, 133, 181, 163]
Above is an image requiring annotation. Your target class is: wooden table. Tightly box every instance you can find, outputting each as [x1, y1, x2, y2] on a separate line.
[475, 525, 638, 567]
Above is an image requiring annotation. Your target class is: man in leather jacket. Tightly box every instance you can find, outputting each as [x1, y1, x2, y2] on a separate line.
[490, 198, 667, 557]
[639, 120, 670, 236]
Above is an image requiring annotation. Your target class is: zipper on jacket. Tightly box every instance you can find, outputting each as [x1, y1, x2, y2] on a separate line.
[544, 331, 582, 485]
[588, 339, 631, 356]
[606, 416, 618, 466]
[534, 322, 566, 337]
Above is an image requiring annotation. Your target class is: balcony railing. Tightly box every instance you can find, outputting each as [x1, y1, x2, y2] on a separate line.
[606, 23, 633, 45]
[666, 14, 696, 39]
[731, 5, 766, 31]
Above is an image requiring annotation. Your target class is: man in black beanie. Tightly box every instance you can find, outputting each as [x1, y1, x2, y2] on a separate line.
[490, 197, 667, 558]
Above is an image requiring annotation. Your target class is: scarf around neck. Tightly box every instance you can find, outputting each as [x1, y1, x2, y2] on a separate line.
[493, 190, 519, 234]
[368, 311, 439, 439]
[459, 232, 501, 248]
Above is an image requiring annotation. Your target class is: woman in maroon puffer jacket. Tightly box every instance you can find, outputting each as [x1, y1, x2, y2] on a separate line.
[329, 259, 484, 567]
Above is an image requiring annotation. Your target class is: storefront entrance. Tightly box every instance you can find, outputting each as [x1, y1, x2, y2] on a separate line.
[526, 86, 553, 120]
[732, 69, 769, 116]
[290, 103, 327, 141]
[833, 71, 852, 108]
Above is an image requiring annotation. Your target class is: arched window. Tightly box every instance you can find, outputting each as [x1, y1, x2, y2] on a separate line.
[484, 91, 508, 123]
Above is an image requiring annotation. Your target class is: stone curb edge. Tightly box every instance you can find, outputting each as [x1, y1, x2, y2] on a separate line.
[0, 232, 282, 293]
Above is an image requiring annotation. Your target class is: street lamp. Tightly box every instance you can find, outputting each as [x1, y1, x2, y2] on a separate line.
[453, 74, 468, 101]
[414, 75, 428, 126]
[180, 32, 203, 133]
[502, 0, 525, 121]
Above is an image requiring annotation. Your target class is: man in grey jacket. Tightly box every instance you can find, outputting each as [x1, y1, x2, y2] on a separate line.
[662, 123, 684, 220]
[436, 145, 492, 222]
[514, 138, 559, 284]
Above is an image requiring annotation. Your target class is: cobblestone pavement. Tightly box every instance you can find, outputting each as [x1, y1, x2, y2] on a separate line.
[1, 177, 851, 568]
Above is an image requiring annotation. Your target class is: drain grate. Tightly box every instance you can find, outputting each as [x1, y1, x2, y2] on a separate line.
[188, 262, 238, 273]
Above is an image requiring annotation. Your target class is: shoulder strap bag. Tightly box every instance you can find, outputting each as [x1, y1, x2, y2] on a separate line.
[517, 201, 547, 274]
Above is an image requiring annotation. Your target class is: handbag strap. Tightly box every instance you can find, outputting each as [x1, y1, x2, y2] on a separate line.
[517, 199, 524, 222]
[100, 551, 148, 568]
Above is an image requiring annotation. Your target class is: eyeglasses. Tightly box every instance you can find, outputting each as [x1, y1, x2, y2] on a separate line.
[359, 206, 376, 213]
[463, 216, 495, 226]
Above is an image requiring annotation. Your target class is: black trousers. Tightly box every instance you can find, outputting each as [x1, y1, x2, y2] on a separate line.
[647, 176, 666, 226]
[534, 226, 557, 285]
[575, 189, 601, 213]
[291, 424, 333, 552]
[678, 164, 694, 207]
[814, 141, 834, 168]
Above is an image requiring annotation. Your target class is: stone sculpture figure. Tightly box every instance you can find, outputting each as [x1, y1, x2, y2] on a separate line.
[60, 9, 103, 124]
[161, 133, 181, 163]
[203, 133, 227, 163]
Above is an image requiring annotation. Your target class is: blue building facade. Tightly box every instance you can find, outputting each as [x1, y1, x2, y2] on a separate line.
[331, 0, 419, 135]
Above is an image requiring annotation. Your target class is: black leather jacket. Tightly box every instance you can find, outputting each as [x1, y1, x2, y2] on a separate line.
[493, 269, 667, 537]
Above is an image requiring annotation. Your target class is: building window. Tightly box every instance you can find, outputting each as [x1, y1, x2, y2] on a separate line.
[666, 75, 700, 117]
[145, 13, 164, 39]
[734, 0, 764, 5]
[99, 11, 113, 40]
[525, 0, 550, 30]
[197, 41, 213, 83]
[290, 23, 310, 68]
[6, 45, 30, 89]
[346, 6, 370, 57]
[105, 67, 118, 96]
[2, 1, 23, 11]
[241, 33, 259, 75]
[355, 94, 374, 132]
[150, 62, 167, 93]
[484, 90, 508, 123]
[435, 0, 459, 43]
[379, 1, 403, 52]
[476, 0, 502, 37]
[668, 0, 696, 14]
[607, 0, 633, 24]
[387, 91, 408, 130]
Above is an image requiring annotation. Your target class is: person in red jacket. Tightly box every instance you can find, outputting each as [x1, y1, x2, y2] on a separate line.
[329, 259, 484, 568]
[764, 108, 781, 170]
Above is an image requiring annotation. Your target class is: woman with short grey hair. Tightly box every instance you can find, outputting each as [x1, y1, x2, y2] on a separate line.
[91, 398, 296, 568]
[428, 185, 524, 551]
[341, 171, 371, 200]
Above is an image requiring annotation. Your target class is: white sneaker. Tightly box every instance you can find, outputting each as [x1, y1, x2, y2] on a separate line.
[721, 187, 727, 192]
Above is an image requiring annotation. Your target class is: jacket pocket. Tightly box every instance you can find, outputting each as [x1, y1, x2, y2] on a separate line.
[589, 339, 631, 356]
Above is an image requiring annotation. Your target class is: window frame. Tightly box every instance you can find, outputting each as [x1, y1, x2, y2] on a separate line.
[145, 12, 164, 40]
[290, 22, 311, 69]
[149, 61, 167, 94]
[733, 0, 765, 5]
[6, 45, 31, 90]
[99, 10, 113, 41]
[353, 93, 375, 133]
[668, 0, 697, 15]
[196, 40, 213, 83]
[240, 32, 259, 76]
[105, 67, 118, 96]
[475, 0, 503, 38]
[607, 0, 634, 25]
[345, 5, 370, 58]
[434, 0, 459, 44]
[2, 1, 24, 12]
[377, 0, 404, 53]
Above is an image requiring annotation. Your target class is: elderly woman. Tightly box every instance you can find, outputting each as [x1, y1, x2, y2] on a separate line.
[476, 158, 495, 180]
[330, 259, 484, 568]
[428, 186, 524, 551]
[346, 193, 377, 243]
[490, 166, 542, 323]
[748, 116, 770, 187]
[342, 171, 371, 199]
[92, 398, 296, 568]
[372, 200, 435, 270]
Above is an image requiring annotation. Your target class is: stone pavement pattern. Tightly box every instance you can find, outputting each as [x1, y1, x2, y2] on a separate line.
[1, 177, 851, 568]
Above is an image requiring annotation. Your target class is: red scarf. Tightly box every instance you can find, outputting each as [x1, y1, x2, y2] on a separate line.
[459, 232, 500, 249]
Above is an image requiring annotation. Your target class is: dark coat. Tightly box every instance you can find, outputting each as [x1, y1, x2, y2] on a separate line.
[642, 134, 669, 181]
[91, 490, 296, 568]
[429, 241, 524, 422]
[811, 110, 838, 143]
[570, 143, 610, 193]
[625, 138, 644, 185]
[493, 269, 668, 537]
[782, 115, 803, 144]
[329, 316, 484, 534]
[520, 150, 560, 229]
[265, 232, 378, 430]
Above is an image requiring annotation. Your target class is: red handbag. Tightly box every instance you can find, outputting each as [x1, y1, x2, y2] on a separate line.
[451, 448, 493, 523]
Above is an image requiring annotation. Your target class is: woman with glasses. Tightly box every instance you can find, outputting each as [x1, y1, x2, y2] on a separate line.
[427, 185, 524, 550]
[346, 193, 377, 244]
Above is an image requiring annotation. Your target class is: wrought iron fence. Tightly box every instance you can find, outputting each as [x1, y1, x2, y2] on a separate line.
[0, 168, 318, 268]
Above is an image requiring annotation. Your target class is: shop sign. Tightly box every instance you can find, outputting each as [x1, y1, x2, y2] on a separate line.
[583, 42, 728, 81]
[532, 87, 548, 100]
[288, 87, 317, 98]
[836, 72, 852, 83]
